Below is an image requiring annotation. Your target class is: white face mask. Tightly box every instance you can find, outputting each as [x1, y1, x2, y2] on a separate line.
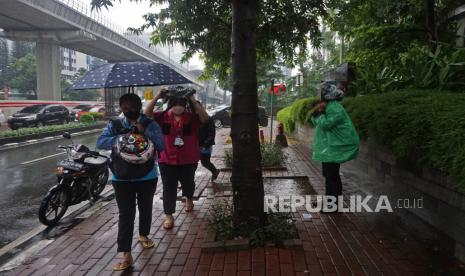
[172, 105, 185, 115]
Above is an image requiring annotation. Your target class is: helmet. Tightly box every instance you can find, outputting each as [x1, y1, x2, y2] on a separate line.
[114, 133, 154, 164]
[320, 82, 344, 101]
[162, 86, 196, 106]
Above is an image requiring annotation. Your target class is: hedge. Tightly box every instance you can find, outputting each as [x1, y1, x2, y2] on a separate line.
[88, 112, 105, 121]
[343, 89, 465, 191]
[79, 114, 95, 123]
[278, 89, 465, 191]
[276, 106, 294, 133]
[0, 122, 99, 138]
[276, 96, 319, 133]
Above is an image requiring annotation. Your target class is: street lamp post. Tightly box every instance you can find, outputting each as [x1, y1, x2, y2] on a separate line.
[269, 78, 274, 143]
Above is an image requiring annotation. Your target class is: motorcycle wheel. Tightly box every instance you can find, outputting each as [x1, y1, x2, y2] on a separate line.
[38, 187, 70, 226]
[90, 168, 109, 197]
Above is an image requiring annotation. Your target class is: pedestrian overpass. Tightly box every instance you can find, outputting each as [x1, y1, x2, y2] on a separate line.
[0, 0, 203, 100]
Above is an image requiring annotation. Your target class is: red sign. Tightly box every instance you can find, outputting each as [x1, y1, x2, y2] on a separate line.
[268, 83, 287, 96]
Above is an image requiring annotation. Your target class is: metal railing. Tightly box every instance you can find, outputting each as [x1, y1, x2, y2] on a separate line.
[54, 0, 190, 73]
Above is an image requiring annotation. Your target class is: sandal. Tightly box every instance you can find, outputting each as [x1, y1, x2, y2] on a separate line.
[139, 237, 155, 249]
[185, 199, 194, 212]
[113, 259, 133, 271]
[163, 216, 174, 229]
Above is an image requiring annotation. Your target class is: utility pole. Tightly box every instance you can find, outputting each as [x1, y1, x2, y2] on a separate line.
[269, 79, 274, 143]
[339, 34, 345, 64]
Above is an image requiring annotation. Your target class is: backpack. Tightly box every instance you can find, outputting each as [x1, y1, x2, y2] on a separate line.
[110, 117, 155, 180]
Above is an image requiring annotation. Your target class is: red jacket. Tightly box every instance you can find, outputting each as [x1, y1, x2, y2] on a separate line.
[153, 110, 201, 165]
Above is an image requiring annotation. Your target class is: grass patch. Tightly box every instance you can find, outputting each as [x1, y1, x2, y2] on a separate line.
[224, 142, 286, 168]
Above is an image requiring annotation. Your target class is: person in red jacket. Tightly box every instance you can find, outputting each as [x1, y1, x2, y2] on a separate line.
[145, 87, 209, 229]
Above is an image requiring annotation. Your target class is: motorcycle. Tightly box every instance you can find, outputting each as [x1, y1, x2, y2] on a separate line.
[38, 132, 110, 226]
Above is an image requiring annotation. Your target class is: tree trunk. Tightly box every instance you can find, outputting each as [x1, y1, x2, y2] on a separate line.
[230, 0, 264, 227]
[425, 0, 437, 48]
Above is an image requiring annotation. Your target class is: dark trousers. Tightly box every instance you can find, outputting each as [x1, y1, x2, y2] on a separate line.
[159, 163, 198, 215]
[322, 162, 342, 201]
[201, 153, 218, 174]
[112, 179, 157, 252]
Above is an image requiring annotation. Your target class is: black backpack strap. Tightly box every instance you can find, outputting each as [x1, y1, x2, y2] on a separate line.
[111, 119, 130, 134]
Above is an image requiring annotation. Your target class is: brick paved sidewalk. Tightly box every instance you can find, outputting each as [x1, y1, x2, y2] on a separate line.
[5, 128, 465, 275]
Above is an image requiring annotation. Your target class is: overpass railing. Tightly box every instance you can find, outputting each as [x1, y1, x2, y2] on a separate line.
[55, 0, 191, 73]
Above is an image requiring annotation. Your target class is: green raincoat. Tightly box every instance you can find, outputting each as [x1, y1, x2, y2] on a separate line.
[311, 100, 359, 163]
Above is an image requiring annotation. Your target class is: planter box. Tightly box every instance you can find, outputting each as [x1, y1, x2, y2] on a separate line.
[0, 123, 105, 146]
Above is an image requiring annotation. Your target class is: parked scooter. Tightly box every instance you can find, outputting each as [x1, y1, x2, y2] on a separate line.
[38, 132, 110, 226]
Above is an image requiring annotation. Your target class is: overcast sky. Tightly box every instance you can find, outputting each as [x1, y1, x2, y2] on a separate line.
[84, 0, 203, 69]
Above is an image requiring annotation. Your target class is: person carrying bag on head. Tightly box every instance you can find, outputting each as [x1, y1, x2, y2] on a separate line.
[144, 86, 209, 229]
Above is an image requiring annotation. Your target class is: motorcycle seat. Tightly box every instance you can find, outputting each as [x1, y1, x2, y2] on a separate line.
[84, 156, 107, 165]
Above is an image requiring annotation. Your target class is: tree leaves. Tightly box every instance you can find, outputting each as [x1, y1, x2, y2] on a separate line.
[90, 0, 327, 88]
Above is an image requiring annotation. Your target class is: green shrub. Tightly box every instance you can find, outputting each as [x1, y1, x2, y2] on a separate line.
[260, 142, 286, 167]
[88, 112, 104, 121]
[79, 114, 94, 123]
[0, 122, 98, 139]
[206, 199, 295, 246]
[352, 43, 465, 95]
[224, 142, 286, 168]
[342, 89, 465, 191]
[353, 64, 402, 95]
[277, 96, 319, 133]
[277, 106, 295, 133]
[290, 97, 319, 124]
[398, 43, 465, 91]
[224, 148, 233, 167]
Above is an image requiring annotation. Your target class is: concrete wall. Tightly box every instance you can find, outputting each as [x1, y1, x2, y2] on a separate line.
[292, 124, 465, 263]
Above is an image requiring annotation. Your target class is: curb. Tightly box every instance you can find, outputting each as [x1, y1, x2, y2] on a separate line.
[0, 127, 104, 151]
[0, 186, 115, 271]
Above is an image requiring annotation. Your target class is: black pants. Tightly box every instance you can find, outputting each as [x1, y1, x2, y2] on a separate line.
[159, 163, 198, 215]
[322, 162, 342, 200]
[201, 153, 218, 175]
[112, 179, 157, 252]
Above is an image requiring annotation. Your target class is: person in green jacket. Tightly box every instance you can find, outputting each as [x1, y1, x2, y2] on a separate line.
[311, 82, 360, 210]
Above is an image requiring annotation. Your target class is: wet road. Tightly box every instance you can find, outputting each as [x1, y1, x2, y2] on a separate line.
[0, 132, 101, 249]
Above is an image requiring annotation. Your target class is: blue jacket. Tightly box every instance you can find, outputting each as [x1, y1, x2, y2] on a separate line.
[96, 115, 164, 182]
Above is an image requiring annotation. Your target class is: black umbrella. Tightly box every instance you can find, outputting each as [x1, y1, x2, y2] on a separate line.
[70, 61, 191, 90]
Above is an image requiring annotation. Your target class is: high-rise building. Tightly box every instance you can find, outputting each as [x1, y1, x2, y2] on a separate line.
[59, 47, 105, 80]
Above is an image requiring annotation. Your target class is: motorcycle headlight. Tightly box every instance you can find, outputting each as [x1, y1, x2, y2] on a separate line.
[71, 149, 84, 160]
[56, 166, 64, 176]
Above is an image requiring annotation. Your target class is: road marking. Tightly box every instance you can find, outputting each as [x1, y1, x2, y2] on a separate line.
[20, 152, 66, 165]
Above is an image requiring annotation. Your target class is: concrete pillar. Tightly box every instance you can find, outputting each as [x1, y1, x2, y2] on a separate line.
[36, 41, 61, 100]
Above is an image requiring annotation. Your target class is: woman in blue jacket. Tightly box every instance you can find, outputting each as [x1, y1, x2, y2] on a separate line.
[96, 93, 164, 271]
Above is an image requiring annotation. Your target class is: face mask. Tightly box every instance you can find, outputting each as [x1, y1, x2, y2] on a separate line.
[123, 110, 140, 120]
[172, 105, 185, 115]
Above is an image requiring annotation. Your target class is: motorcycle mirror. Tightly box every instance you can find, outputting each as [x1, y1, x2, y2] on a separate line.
[62, 132, 71, 139]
